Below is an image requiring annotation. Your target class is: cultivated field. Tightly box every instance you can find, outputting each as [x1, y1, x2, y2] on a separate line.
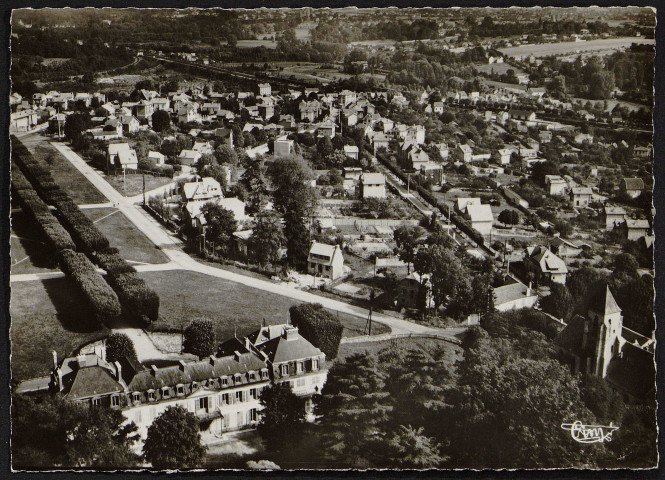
[499, 37, 654, 58]
[105, 173, 173, 197]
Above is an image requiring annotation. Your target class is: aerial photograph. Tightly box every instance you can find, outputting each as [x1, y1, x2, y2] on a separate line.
[8, 6, 657, 471]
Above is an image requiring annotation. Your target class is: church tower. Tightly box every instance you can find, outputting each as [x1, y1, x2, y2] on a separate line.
[585, 284, 623, 378]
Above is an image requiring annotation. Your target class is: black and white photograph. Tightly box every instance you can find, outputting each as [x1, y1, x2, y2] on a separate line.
[6, 5, 659, 471]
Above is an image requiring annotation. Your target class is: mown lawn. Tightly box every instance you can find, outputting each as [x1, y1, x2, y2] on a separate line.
[83, 208, 169, 264]
[106, 173, 173, 197]
[10, 278, 108, 382]
[10, 209, 60, 275]
[33, 144, 107, 205]
[140, 270, 389, 342]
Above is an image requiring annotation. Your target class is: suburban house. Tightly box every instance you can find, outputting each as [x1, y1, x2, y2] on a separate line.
[147, 151, 165, 165]
[178, 149, 203, 167]
[465, 204, 494, 236]
[48, 324, 328, 448]
[510, 109, 536, 122]
[633, 144, 652, 159]
[493, 277, 538, 312]
[359, 172, 386, 199]
[396, 272, 433, 310]
[603, 205, 627, 230]
[525, 246, 568, 284]
[193, 141, 214, 156]
[273, 136, 295, 156]
[10, 109, 39, 132]
[107, 143, 138, 171]
[624, 219, 651, 241]
[343, 145, 360, 161]
[549, 236, 583, 258]
[181, 177, 224, 203]
[545, 175, 568, 196]
[133, 100, 154, 120]
[620, 178, 645, 199]
[554, 284, 654, 402]
[299, 100, 321, 122]
[119, 115, 140, 134]
[216, 197, 247, 222]
[316, 121, 336, 138]
[503, 187, 530, 209]
[570, 186, 593, 207]
[455, 197, 481, 215]
[307, 242, 345, 281]
[457, 144, 472, 163]
[257, 83, 272, 97]
[495, 148, 513, 165]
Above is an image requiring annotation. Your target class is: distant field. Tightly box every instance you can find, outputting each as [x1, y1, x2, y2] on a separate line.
[140, 270, 389, 341]
[499, 37, 654, 58]
[82, 207, 169, 264]
[237, 39, 277, 49]
[10, 278, 108, 382]
[337, 336, 463, 363]
[474, 63, 525, 75]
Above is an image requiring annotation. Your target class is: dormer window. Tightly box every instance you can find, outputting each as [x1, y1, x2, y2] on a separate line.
[296, 362, 304, 374]
[249, 371, 256, 381]
[161, 387, 170, 398]
[281, 364, 289, 376]
[132, 392, 141, 403]
[111, 395, 120, 407]
[221, 377, 228, 387]
[177, 384, 185, 396]
[235, 374, 242, 384]
[148, 390, 156, 401]
[312, 359, 319, 371]
[91, 397, 101, 406]
[261, 369, 269, 380]
[191, 381, 199, 390]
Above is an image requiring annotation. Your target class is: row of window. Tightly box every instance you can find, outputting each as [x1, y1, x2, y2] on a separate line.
[279, 358, 319, 377]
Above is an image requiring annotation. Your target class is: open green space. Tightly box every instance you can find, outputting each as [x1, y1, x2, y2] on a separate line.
[10, 278, 109, 382]
[106, 173, 173, 197]
[32, 144, 108, 205]
[10, 209, 60, 275]
[139, 270, 389, 342]
[82, 207, 169, 264]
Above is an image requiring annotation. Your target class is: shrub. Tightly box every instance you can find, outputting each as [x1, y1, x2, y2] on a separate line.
[105, 333, 138, 363]
[41, 222, 77, 252]
[106, 271, 159, 325]
[53, 198, 110, 253]
[183, 318, 216, 359]
[289, 303, 343, 360]
[92, 252, 137, 275]
[58, 249, 122, 326]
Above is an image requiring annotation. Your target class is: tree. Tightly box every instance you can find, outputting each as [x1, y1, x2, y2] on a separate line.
[63, 113, 90, 146]
[289, 303, 344, 360]
[393, 225, 425, 274]
[317, 136, 333, 157]
[151, 110, 170, 132]
[375, 425, 444, 469]
[227, 34, 238, 48]
[12, 394, 139, 469]
[284, 212, 311, 269]
[257, 382, 306, 450]
[143, 406, 207, 469]
[240, 159, 269, 214]
[315, 353, 392, 468]
[248, 213, 286, 269]
[531, 160, 560, 187]
[613, 252, 639, 278]
[201, 203, 237, 249]
[498, 209, 520, 226]
[553, 219, 572, 238]
[214, 144, 238, 165]
[105, 333, 138, 364]
[540, 283, 573, 320]
[183, 318, 216, 359]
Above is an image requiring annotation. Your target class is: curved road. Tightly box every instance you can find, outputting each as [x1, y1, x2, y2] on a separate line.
[47, 140, 465, 341]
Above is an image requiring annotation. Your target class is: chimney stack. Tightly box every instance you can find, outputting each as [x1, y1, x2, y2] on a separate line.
[76, 355, 87, 369]
[581, 320, 589, 350]
[526, 281, 532, 297]
[151, 365, 158, 376]
[52, 350, 58, 370]
[114, 361, 122, 382]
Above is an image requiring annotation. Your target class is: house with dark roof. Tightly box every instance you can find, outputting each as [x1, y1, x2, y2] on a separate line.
[525, 246, 568, 284]
[46, 323, 328, 448]
[554, 284, 654, 402]
[493, 276, 538, 312]
[620, 178, 645, 199]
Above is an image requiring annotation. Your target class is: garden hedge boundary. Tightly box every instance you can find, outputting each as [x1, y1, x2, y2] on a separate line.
[289, 303, 344, 360]
[58, 249, 122, 326]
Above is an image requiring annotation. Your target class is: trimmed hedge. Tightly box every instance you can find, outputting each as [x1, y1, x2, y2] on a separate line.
[106, 271, 159, 326]
[289, 303, 343, 360]
[12, 175, 76, 252]
[53, 197, 110, 254]
[58, 249, 122, 326]
[91, 251, 137, 275]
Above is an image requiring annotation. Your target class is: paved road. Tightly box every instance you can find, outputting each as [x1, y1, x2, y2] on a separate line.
[47, 140, 465, 340]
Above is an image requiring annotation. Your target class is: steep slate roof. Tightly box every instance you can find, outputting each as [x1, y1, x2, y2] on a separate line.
[257, 328, 324, 364]
[66, 367, 123, 400]
[588, 284, 622, 317]
[493, 280, 534, 307]
[553, 314, 588, 358]
[606, 342, 655, 398]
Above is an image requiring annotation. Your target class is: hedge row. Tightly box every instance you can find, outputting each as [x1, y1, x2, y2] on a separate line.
[53, 197, 110, 254]
[289, 303, 343, 360]
[12, 169, 76, 252]
[12, 135, 160, 324]
[58, 249, 122, 326]
[106, 271, 159, 326]
[377, 152, 486, 247]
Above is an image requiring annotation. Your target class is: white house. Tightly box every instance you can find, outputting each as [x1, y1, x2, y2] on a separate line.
[493, 277, 538, 312]
[307, 242, 345, 280]
[466, 204, 494, 236]
[360, 172, 386, 199]
[216, 197, 247, 222]
[344, 145, 360, 161]
[526, 246, 568, 284]
[107, 143, 138, 171]
[147, 151, 165, 165]
[181, 177, 224, 203]
[545, 175, 568, 196]
[273, 136, 295, 157]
